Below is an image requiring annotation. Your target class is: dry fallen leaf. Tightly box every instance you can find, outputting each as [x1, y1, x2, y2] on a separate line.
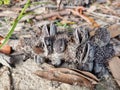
[70, 69, 99, 84]
[108, 23, 120, 38]
[90, 23, 120, 37]
[0, 37, 12, 55]
[109, 57, 120, 86]
[0, 35, 4, 41]
[0, 44, 12, 55]
[34, 64, 98, 88]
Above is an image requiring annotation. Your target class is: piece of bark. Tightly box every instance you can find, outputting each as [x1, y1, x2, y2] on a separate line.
[109, 57, 120, 86]
[34, 64, 98, 88]
[108, 23, 120, 38]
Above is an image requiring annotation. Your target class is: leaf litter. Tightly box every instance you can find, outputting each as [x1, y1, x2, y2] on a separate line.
[0, 0, 120, 90]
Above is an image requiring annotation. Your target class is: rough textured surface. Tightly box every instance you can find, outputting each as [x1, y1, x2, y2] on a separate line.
[12, 59, 89, 90]
[0, 0, 120, 89]
[109, 57, 120, 87]
[0, 67, 11, 90]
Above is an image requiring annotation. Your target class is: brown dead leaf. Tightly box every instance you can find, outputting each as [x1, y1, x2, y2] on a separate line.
[108, 24, 120, 38]
[0, 37, 12, 55]
[70, 69, 99, 84]
[0, 35, 4, 41]
[90, 23, 120, 37]
[109, 57, 120, 86]
[48, 15, 63, 20]
[0, 44, 12, 55]
[34, 64, 98, 88]
[49, 15, 59, 20]
[32, 46, 44, 54]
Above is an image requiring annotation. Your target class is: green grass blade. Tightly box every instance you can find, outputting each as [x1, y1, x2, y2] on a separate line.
[0, 0, 30, 48]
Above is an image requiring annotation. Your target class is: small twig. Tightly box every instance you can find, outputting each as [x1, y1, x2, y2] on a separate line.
[27, 4, 78, 12]
[68, 7, 99, 28]
[26, 4, 43, 12]
[45, 5, 77, 9]
[35, 9, 71, 20]
[87, 11, 120, 20]
[35, 7, 99, 28]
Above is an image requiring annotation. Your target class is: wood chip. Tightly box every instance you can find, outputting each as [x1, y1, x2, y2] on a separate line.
[109, 57, 120, 86]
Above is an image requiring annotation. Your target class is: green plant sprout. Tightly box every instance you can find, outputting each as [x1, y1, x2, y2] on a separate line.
[0, 0, 30, 48]
[55, 21, 70, 28]
[0, 0, 10, 5]
[3, 0, 10, 4]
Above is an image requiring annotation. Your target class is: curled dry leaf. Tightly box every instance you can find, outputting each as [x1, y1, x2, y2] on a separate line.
[108, 23, 120, 38]
[70, 69, 99, 84]
[34, 65, 98, 88]
[108, 57, 120, 86]
[32, 46, 44, 54]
